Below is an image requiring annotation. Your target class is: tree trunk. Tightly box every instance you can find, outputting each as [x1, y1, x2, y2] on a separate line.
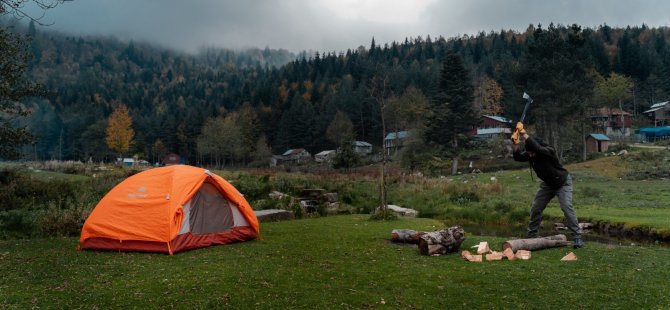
[451, 136, 459, 175]
[502, 234, 568, 252]
[390, 229, 425, 244]
[581, 121, 587, 161]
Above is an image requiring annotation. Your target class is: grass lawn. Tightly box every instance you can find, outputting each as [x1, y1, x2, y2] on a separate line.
[1, 215, 669, 309]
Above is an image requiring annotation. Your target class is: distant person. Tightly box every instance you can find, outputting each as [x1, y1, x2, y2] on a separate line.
[511, 122, 583, 248]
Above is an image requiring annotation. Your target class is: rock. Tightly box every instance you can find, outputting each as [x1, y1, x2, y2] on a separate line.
[323, 192, 338, 203]
[269, 191, 289, 200]
[381, 205, 418, 217]
[254, 209, 295, 222]
[579, 222, 594, 230]
[554, 223, 567, 230]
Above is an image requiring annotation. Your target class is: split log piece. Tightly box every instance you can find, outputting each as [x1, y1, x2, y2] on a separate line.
[515, 250, 532, 260]
[561, 252, 578, 261]
[502, 248, 516, 260]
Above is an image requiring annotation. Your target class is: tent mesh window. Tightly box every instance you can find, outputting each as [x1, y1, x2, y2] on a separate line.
[189, 182, 234, 234]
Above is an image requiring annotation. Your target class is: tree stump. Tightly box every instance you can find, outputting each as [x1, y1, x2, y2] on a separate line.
[418, 226, 465, 256]
[502, 234, 568, 252]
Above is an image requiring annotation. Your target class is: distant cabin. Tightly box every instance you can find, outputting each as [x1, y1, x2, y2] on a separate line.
[161, 153, 181, 166]
[315, 150, 336, 163]
[384, 131, 409, 155]
[586, 133, 610, 153]
[590, 107, 633, 137]
[351, 141, 373, 155]
[643, 101, 670, 127]
[271, 148, 312, 166]
[472, 115, 513, 138]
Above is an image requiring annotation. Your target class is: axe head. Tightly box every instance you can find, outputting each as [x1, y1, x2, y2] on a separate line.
[522, 92, 533, 102]
[520, 92, 533, 122]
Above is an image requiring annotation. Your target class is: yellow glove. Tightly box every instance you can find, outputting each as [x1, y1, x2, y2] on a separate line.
[511, 129, 520, 145]
[516, 122, 526, 135]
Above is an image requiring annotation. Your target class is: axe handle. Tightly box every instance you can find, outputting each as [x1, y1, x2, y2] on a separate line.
[520, 99, 532, 122]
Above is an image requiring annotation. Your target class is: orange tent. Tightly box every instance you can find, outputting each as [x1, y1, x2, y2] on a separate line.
[80, 165, 259, 254]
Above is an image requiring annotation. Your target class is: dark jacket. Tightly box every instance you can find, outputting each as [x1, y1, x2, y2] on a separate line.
[513, 137, 569, 188]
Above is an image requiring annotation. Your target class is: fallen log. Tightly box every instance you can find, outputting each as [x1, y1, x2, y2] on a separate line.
[418, 226, 465, 256]
[390, 229, 425, 244]
[502, 234, 568, 252]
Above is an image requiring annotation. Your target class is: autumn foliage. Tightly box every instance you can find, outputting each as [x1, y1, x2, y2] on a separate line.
[105, 104, 134, 156]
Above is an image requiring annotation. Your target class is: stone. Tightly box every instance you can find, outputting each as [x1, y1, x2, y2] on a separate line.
[254, 209, 294, 222]
[381, 205, 418, 217]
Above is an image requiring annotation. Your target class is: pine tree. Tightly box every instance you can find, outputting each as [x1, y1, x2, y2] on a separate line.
[426, 51, 479, 175]
[0, 28, 43, 159]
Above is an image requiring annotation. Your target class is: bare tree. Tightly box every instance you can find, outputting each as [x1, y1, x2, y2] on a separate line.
[1, 0, 66, 25]
[368, 65, 398, 219]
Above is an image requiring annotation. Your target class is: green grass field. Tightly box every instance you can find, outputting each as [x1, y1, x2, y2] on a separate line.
[1, 215, 669, 309]
[1, 151, 669, 308]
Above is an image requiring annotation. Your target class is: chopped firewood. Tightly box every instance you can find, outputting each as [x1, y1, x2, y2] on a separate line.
[461, 250, 472, 259]
[561, 252, 578, 261]
[471, 241, 491, 254]
[502, 248, 515, 260]
[485, 251, 504, 261]
[515, 250, 532, 260]
[502, 235, 568, 252]
[460, 250, 482, 262]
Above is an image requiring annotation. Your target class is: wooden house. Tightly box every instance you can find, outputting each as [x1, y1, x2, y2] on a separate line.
[585, 133, 610, 153]
[643, 101, 670, 127]
[590, 107, 633, 137]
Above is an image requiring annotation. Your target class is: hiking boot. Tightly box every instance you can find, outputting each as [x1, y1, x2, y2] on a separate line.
[573, 238, 584, 249]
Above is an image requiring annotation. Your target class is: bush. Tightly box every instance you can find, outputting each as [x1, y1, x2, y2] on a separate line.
[37, 202, 89, 237]
[0, 209, 37, 239]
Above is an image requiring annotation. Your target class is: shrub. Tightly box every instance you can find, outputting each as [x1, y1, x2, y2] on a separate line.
[0, 209, 37, 239]
[37, 202, 89, 237]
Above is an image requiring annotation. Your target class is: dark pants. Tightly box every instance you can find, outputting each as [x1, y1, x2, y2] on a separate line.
[526, 175, 582, 239]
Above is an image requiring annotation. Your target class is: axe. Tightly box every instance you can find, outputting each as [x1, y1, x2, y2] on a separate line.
[520, 92, 533, 122]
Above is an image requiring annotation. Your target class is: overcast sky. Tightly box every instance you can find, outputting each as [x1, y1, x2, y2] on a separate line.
[23, 0, 670, 54]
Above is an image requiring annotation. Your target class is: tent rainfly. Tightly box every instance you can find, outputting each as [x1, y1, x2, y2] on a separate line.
[79, 165, 259, 254]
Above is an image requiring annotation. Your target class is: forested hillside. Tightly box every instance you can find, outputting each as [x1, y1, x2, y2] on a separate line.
[8, 20, 670, 166]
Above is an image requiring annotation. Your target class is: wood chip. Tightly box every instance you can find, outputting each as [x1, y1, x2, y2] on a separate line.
[473, 241, 491, 254]
[561, 252, 578, 261]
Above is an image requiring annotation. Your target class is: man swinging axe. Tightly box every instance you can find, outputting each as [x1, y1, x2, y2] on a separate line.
[511, 92, 583, 249]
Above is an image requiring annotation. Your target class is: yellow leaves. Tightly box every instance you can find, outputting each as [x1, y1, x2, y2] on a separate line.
[105, 103, 134, 156]
[476, 75, 503, 115]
